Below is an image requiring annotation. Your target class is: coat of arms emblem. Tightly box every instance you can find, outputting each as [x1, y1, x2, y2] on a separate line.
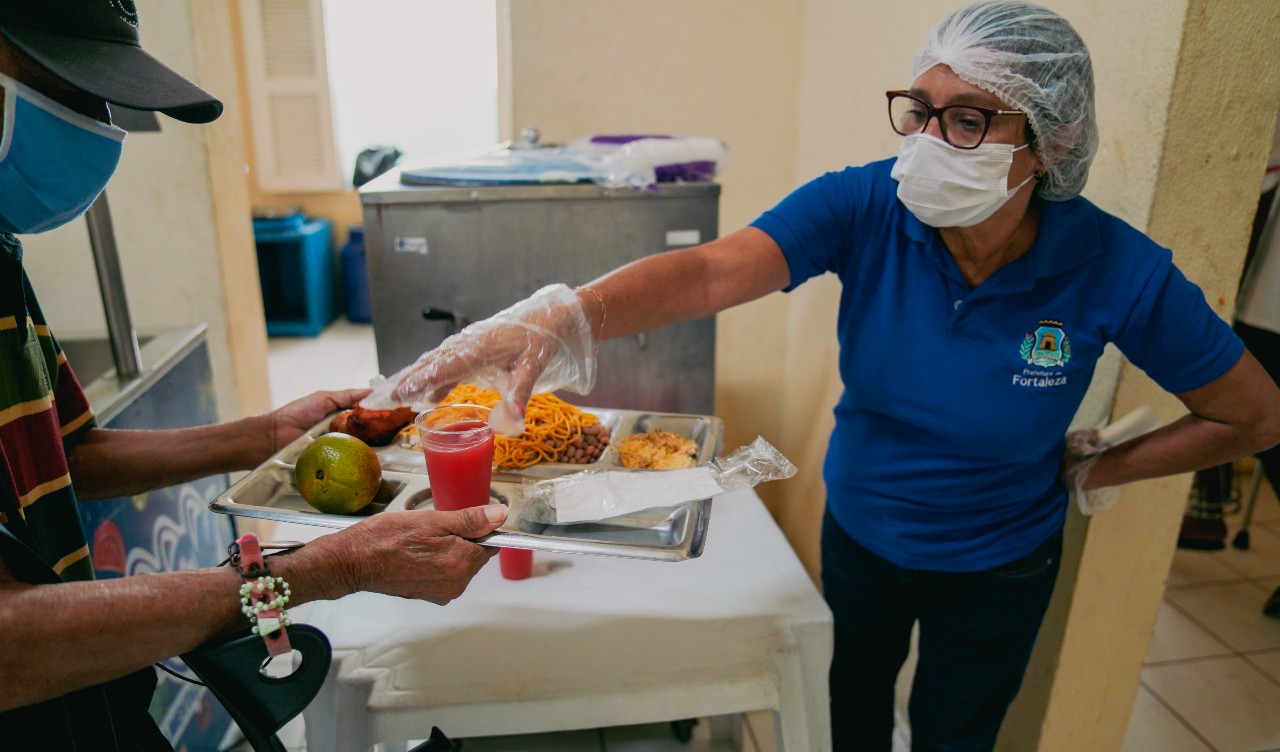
[1020, 320, 1071, 367]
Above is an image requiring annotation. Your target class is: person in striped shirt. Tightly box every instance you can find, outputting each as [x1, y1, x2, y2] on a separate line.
[0, 3, 507, 747]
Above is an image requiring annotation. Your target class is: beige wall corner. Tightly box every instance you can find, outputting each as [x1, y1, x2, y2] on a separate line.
[496, 0, 514, 142]
[191, 0, 271, 418]
[1000, 2, 1280, 750]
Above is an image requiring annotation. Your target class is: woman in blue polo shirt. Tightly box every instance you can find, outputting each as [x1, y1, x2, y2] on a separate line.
[390, 2, 1280, 749]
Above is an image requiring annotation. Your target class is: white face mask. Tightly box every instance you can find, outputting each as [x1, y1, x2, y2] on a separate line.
[891, 134, 1034, 228]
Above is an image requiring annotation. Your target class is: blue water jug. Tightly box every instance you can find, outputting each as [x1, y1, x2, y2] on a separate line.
[340, 226, 372, 324]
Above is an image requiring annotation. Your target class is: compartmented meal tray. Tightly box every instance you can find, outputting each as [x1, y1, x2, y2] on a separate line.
[210, 409, 724, 561]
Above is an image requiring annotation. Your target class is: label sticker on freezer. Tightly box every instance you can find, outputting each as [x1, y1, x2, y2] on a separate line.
[395, 236, 429, 255]
[665, 229, 701, 247]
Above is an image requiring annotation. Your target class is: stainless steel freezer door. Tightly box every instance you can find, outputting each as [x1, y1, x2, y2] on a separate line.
[360, 180, 720, 414]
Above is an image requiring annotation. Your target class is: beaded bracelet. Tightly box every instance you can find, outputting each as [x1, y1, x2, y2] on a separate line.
[227, 533, 294, 658]
[240, 574, 293, 638]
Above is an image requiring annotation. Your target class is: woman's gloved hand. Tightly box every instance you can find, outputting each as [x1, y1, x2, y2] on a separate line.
[1062, 407, 1161, 515]
[1063, 427, 1120, 515]
[366, 284, 597, 435]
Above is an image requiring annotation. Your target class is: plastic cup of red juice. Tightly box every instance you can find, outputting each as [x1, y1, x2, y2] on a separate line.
[499, 547, 533, 580]
[416, 404, 495, 511]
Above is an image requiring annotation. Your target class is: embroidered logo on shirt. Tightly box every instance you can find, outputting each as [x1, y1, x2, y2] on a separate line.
[1020, 320, 1071, 368]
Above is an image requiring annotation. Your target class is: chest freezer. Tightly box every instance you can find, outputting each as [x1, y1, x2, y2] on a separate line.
[358, 172, 720, 414]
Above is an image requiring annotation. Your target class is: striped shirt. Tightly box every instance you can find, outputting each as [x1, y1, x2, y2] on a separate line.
[0, 232, 96, 582]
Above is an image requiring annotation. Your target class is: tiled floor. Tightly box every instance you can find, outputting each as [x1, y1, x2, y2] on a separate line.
[253, 320, 1280, 752]
[1121, 477, 1280, 752]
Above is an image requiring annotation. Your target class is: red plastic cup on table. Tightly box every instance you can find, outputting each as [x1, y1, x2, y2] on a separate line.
[416, 404, 495, 511]
[498, 547, 533, 580]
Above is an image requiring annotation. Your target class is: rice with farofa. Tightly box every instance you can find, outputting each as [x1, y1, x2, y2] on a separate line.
[617, 429, 699, 470]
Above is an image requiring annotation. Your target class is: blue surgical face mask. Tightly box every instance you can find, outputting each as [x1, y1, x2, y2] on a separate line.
[0, 72, 125, 235]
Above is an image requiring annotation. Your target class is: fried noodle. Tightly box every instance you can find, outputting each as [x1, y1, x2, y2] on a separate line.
[397, 384, 601, 469]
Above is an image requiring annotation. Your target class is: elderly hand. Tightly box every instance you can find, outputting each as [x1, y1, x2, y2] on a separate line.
[382, 284, 597, 434]
[339, 506, 507, 604]
[266, 387, 370, 454]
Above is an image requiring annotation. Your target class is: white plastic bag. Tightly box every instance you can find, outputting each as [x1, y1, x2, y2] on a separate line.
[573, 136, 730, 190]
[524, 436, 796, 524]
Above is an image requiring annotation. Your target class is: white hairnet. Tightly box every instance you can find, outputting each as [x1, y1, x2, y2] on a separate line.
[911, 1, 1099, 200]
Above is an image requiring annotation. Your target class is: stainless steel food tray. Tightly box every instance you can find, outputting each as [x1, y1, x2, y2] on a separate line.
[210, 409, 724, 561]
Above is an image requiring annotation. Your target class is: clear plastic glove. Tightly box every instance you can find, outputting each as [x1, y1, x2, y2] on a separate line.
[1063, 427, 1117, 515]
[363, 284, 596, 436]
[1063, 406, 1161, 515]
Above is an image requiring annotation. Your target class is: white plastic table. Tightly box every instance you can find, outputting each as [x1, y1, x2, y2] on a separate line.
[301, 488, 833, 752]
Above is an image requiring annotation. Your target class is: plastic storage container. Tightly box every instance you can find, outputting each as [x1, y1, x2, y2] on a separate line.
[339, 226, 372, 323]
[253, 214, 335, 336]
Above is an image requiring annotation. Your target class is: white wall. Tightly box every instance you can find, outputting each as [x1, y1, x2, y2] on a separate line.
[21, 0, 244, 421]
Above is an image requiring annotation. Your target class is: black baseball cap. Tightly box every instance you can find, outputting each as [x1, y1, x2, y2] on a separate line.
[0, 0, 222, 124]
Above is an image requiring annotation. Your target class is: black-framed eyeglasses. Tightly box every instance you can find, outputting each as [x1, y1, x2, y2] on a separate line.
[885, 90, 1027, 150]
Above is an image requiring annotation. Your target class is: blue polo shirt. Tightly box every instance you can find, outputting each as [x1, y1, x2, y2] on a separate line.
[751, 158, 1244, 572]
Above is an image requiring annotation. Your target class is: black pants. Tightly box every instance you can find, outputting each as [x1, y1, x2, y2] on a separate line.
[821, 511, 1062, 752]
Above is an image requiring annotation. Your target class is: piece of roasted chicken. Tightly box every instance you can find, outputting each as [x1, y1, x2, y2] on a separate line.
[329, 405, 418, 446]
